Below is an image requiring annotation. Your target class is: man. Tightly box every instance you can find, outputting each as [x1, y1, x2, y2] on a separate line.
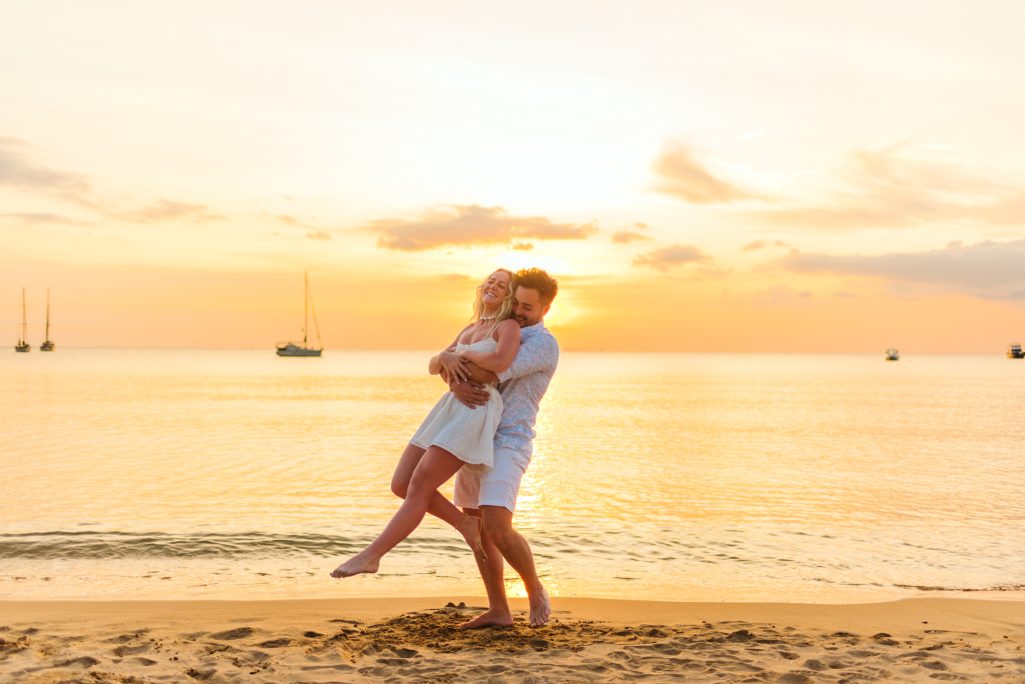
[438, 267, 560, 628]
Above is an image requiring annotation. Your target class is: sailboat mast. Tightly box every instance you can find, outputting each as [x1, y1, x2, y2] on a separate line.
[21, 287, 27, 342]
[303, 271, 309, 346]
[45, 288, 50, 340]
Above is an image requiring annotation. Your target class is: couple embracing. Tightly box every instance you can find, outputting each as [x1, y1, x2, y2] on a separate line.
[330, 267, 560, 629]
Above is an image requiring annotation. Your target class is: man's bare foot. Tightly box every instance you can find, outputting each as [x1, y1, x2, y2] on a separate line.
[458, 609, 513, 630]
[528, 586, 550, 627]
[458, 513, 487, 563]
[329, 552, 380, 578]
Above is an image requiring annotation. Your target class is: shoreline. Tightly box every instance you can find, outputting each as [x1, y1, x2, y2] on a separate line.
[3, 597, 1023, 681]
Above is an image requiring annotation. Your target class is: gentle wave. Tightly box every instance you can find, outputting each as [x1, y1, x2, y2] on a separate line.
[0, 530, 469, 560]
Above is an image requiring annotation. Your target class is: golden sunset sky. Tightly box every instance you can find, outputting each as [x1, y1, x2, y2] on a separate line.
[3, 1, 1024, 351]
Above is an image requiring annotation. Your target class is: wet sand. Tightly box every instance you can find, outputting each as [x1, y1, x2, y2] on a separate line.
[2, 597, 1023, 682]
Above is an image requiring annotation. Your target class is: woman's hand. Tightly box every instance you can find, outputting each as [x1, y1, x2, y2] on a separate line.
[439, 350, 470, 383]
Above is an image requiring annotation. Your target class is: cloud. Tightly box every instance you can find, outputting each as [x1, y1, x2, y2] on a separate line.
[511, 242, 534, 251]
[653, 142, 764, 204]
[742, 239, 789, 252]
[611, 221, 652, 243]
[0, 212, 80, 225]
[633, 244, 710, 271]
[306, 230, 332, 240]
[0, 136, 92, 204]
[276, 214, 301, 226]
[114, 199, 222, 223]
[753, 143, 1019, 231]
[612, 230, 653, 243]
[778, 239, 1025, 300]
[369, 204, 598, 251]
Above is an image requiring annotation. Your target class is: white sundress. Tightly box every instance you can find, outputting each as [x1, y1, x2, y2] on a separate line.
[409, 337, 503, 468]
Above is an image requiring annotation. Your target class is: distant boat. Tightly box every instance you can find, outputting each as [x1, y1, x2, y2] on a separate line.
[885, 348, 899, 361]
[40, 288, 55, 351]
[276, 272, 323, 357]
[15, 287, 30, 352]
[1008, 343, 1024, 359]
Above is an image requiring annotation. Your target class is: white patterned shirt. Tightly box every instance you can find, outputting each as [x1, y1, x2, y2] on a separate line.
[493, 321, 559, 458]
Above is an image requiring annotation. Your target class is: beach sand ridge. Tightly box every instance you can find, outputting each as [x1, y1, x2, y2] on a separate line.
[1, 598, 1023, 682]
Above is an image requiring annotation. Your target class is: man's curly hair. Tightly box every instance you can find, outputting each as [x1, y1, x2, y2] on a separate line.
[514, 268, 559, 306]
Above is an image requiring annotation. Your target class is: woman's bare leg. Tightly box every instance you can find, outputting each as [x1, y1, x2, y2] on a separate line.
[330, 446, 468, 578]
[391, 444, 485, 560]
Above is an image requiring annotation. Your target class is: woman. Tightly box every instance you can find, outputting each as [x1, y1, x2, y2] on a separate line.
[330, 269, 521, 578]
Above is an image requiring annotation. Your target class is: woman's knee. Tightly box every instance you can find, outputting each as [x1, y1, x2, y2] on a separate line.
[404, 475, 436, 503]
[390, 478, 409, 499]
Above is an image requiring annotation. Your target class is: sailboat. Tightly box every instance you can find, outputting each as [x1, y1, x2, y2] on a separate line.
[15, 287, 31, 352]
[276, 272, 323, 357]
[40, 289, 55, 351]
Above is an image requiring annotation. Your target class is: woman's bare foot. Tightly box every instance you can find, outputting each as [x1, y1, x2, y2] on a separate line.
[329, 552, 380, 578]
[528, 585, 550, 627]
[458, 513, 488, 563]
[458, 609, 513, 630]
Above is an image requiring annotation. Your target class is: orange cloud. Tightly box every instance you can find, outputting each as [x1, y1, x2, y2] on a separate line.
[612, 230, 652, 243]
[753, 144, 1016, 231]
[633, 244, 710, 271]
[653, 142, 763, 204]
[1, 212, 81, 225]
[369, 204, 598, 251]
[113, 199, 222, 224]
[778, 239, 1025, 301]
[742, 240, 789, 252]
[0, 136, 93, 205]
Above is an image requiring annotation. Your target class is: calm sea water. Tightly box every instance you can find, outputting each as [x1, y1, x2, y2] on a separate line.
[2, 349, 1023, 603]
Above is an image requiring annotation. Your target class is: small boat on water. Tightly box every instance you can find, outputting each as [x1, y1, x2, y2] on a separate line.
[276, 272, 323, 357]
[885, 348, 899, 361]
[15, 287, 30, 352]
[40, 288, 55, 351]
[1008, 343, 1024, 359]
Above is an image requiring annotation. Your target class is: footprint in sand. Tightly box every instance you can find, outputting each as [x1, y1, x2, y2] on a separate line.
[210, 627, 254, 640]
[777, 673, 814, 684]
[107, 630, 149, 643]
[185, 667, 217, 680]
[113, 644, 150, 656]
[257, 638, 292, 648]
[53, 656, 100, 669]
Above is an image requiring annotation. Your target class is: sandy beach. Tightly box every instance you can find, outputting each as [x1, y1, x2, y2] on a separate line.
[2, 597, 1023, 682]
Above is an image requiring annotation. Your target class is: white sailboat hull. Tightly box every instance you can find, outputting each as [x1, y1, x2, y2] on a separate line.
[276, 343, 322, 357]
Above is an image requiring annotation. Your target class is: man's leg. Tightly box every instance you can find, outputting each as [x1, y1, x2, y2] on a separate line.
[457, 508, 512, 629]
[481, 505, 550, 627]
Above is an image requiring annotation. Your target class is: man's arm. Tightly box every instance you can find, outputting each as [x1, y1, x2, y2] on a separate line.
[494, 334, 559, 383]
[447, 362, 494, 408]
[461, 360, 498, 384]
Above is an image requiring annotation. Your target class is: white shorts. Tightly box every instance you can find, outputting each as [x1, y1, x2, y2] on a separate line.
[453, 446, 530, 513]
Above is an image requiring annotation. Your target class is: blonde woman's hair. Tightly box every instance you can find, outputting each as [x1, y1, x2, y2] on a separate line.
[470, 268, 516, 329]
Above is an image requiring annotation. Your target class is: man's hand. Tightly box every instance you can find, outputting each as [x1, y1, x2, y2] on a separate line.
[439, 350, 471, 383]
[450, 378, 490, 409]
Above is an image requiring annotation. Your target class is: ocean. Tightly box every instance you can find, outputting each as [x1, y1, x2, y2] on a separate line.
[2, 349, 1023, 603]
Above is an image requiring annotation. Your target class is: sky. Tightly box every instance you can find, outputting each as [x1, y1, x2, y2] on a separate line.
[2, 0, 1024, 352]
